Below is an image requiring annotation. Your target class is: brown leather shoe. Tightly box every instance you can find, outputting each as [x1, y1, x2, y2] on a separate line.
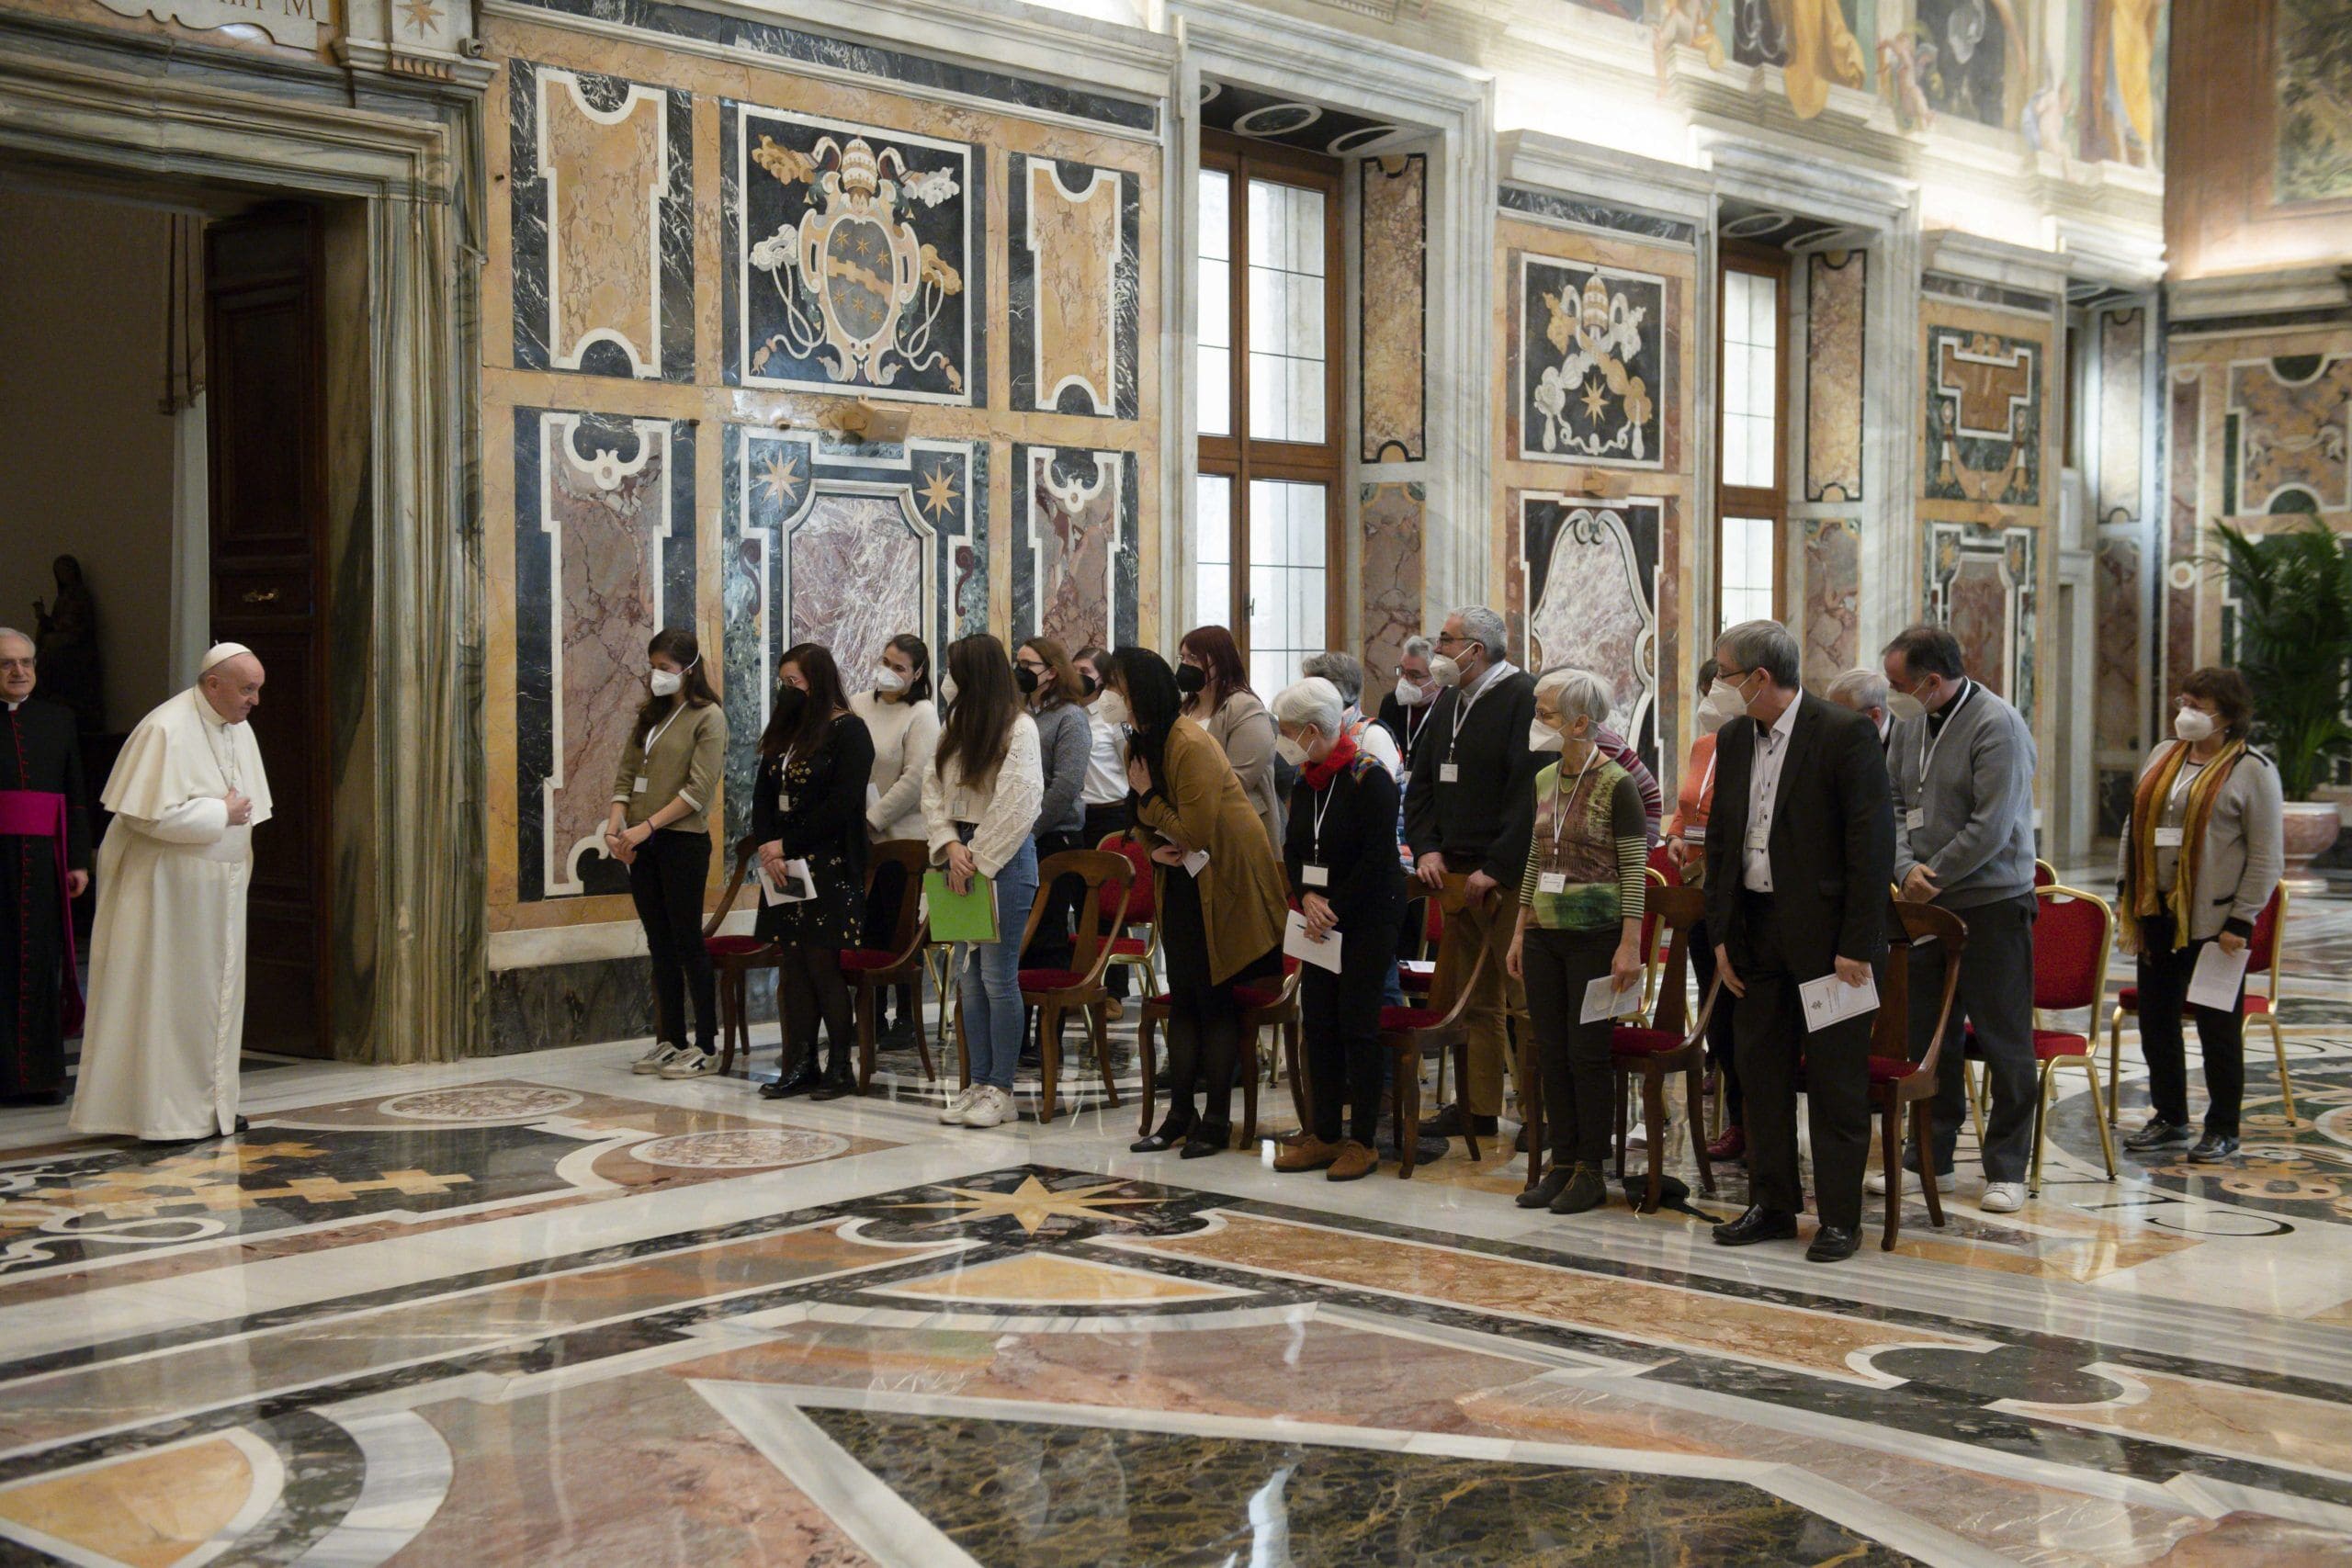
[1326, 1140, 1378, 1181]
[1274, 1134, 1341, 1172]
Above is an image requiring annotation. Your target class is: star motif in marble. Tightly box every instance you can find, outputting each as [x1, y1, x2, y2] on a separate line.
[888, 1175, 1158, 1235]
[1579, 376, 1611, 424]
[397, 0, 439, 32]
[0, 1144, 474, 1224]
[757, 452, 805, 506]
[917, 467, 959, 521]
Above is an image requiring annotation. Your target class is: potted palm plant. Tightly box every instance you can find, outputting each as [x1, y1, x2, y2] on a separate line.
[2208, 518, 2352, 889]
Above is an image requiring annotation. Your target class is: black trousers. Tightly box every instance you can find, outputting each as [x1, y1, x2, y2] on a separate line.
[1690, 917, 1740, 1125]
[628, 829, 716, 1053]
[1734, 893, 1871, 1231]
[1909, 892, 2037, 1180]
[1156, 870, 1275, 1137]
[861, 854, 917, 1031]
[1023, 829, 1085, 974]
[1080, 803, 1132, 997]
[1298, 895, 1401, 1145]
[1519, 926, 1621, 1168]
[2135, 914, 2247, 1136]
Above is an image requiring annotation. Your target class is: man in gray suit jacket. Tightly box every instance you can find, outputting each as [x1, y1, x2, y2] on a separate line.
[1877, 625, 2041, 1213]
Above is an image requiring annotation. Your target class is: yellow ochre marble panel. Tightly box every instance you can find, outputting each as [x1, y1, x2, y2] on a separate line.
[542, 71, 664, 375]
[0, 1435, 253, 1568]
[1024, 158, 1123, 416]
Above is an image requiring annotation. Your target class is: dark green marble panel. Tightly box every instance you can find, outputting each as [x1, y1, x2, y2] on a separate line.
[808, 1407, 1916, 1566]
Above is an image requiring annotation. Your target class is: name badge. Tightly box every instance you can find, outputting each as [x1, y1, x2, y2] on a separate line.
[1537, 871, 1567, 895]
[1439, 762, 1461, 784]
[2153, 826, 2184, 848]
[1905, 808, 1925, 831]
[632, 775, 649, 794]
[1301, 863, 1330, 888]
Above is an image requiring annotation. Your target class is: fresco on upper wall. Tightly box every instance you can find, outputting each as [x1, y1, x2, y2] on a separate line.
[2277, 0, 2352, 202]
[1904, 0, 2023, 131]
[2080, 0, 2163, 166]
[1723, 0, 1869, 119]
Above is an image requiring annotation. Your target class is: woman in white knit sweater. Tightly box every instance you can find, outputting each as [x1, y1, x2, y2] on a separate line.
[850, 635, 939, 1044]
[922, 635, 1045, 1129]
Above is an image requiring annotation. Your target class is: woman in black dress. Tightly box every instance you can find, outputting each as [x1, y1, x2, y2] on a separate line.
[753, 643, 875, 1100]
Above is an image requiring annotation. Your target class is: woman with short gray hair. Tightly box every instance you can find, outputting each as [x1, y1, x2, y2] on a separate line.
[1507, 666, 1650, 1216]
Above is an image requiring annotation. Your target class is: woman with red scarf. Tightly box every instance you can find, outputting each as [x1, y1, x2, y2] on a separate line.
[1270, 677, 1408, 1180]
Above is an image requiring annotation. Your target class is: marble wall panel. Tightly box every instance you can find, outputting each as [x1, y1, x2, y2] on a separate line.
[513, 410, 695, 902]
[1923, 323, 2042, 506]
[2097, 310, 2146, 525]
[509, 62, 693, 382]
[1800, 517, 1860, 684]
[2094, 533, 2143, 832]
[2165, 368, 2203, 706]
[1517, 254, 1668, 469]
[1360, 480, 1424, 684]
[719, 425, 978, 844]
[1804, 250, 1864, 502]
[1009, 445, 1139, 649]
[1360, 154, 1426, 462]
[1926, 521, 2036, 721]
[2225, 353, 2352, 513]
[1521, 494, 1660, 770]
[1007, 154, 1139, 420]
[721, 100, 983, 404]
[1495, 185, 1701, 247]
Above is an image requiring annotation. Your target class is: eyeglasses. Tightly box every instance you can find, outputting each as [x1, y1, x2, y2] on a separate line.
[1432, 632, 1464, 647]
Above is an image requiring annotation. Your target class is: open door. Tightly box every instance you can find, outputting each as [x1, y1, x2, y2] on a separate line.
[206, 203, 333, 1057]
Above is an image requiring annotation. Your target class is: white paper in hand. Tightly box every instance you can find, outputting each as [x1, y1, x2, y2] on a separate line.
[1182, 849, 1210, 878]
[757, 858, 817, 906]
[1283, 909, 1341, 973]
[2187, 942, 2252, 1011]
[1799, 969, 1879, 1032]
[1579, 973, 1641, 1023]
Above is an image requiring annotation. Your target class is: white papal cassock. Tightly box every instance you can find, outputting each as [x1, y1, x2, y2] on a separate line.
[69, 653, 272, 1141]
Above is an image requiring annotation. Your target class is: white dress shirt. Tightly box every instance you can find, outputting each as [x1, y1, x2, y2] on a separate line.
[1080, 712, 1127, 807]
[1741, 696, 1802, 894]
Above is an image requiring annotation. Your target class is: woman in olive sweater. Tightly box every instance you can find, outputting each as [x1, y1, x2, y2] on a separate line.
[1113, 647, 1287, 1158]
[1271, 677, 1407, 1180]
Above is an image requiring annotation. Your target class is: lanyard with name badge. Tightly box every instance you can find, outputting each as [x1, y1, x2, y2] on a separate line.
[1301, 770, 1340, 887]
[1536, 745, 1597, 895]
[635, 705, 685, 794]
[1908, 682, 1972, 829]
[2154, 755, 2205, 848]
[1439, 678, 1487, 784]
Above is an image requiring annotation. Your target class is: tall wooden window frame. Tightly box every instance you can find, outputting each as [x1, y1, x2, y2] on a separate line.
[1713, 243, 1792, 636]
[1195, 130, 1346, 675]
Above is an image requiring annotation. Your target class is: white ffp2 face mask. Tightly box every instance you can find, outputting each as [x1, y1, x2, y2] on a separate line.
[2175, 708, 2217, 744]
[873, 667, 908, 695]
[1093, 690, 1129, 729]
[1274, 732, 1310, 767]
[1528, 718, 1565, 753]
[1394, 677, 1430, 709]
[1430, 656, 1462, 689]
[1695, 683, 1746, 731]
[649, 669, 684, 697]
[1887, 691, 1927, 722]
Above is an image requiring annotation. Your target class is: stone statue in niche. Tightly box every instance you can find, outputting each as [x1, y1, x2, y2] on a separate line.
[33, 556, 101, 734]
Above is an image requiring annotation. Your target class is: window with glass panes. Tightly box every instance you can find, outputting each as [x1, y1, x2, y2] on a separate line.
[1714, 248, 1790, 635]
[1195, 133, 1343, 690]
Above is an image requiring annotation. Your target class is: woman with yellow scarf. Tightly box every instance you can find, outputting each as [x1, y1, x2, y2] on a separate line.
[2115, 669, 2285, 1164]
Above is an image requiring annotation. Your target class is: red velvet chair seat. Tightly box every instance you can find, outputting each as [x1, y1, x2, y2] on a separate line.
[837, 947, 899, 971]
[1110, 937, 1149, 958]
[1609, 1026, 1685, 1056]
[1234, 984, 1283, 1010]
[1019, 968, 1088, 993]
[1866, 1055, 1918, 1083]
[706, 935, 769, 958]
[2032, 1028, 2091, 1061]
[1380, 1005, 1443, 1032]
[2116, 985, 2267, 1016]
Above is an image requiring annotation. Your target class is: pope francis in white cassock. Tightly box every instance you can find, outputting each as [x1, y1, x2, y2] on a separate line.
[70, 644, 271, 1141]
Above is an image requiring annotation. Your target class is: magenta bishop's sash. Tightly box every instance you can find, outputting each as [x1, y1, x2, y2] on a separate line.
[0, 790, 83, 1035]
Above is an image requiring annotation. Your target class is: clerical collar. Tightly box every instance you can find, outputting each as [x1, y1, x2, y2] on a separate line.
[3, 701, 17, 713]
[1926, 678, 1974, 735]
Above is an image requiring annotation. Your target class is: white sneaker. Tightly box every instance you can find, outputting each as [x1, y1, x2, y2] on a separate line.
[937, 1085, 980, 1125]
[961, 1087, 1012, 1129]
[658, 1047, 718, 1080]
[633, 1042, 684, 1076]
[1981, 1181, 2026, 1214]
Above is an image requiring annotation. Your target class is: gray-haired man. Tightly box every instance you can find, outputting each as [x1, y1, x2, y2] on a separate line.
[1826, 666, 1893, 753]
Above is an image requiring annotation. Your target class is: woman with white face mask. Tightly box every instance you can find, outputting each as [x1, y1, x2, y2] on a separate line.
[849, 634, 938, 1048]
[1668, 663, 1749, 1160]
[1503, 667, 1650, 1218]
[2114, 667, 2285, 1165]
[608, 627, 729, 1078]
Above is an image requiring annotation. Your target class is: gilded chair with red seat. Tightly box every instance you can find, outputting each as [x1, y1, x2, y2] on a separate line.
[2107, 881, 2294, 1127]
[1096, 831, 1162, 1002]
[704, 838, 782, 1078]
[1380, 874, 1490, 1178]
[993, 848, 1132, 1123]
[1572, 881, 1719, 1213]
[2033, 858, 2058, 889]
[1859, 899, 1968, 1250]
[1136, 959, 1302, 1147]
[839, 840, 934, 1094]
[2023, 885, 2119, 1195]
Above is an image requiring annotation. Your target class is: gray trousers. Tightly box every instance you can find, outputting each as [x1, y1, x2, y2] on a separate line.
[1907, 892, 2037, 1182]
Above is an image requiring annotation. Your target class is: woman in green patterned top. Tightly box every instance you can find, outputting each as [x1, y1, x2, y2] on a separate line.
[1506, 667, 1649, 1216]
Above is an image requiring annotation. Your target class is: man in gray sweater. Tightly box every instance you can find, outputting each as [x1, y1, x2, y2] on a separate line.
[1875, 625, 2041, 1213]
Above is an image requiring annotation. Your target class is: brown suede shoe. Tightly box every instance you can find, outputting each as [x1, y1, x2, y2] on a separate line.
[1326, 1141, 1379, 1181]
[1274, 1134, 1342, 1172]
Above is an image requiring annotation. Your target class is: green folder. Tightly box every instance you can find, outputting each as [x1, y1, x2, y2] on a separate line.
[922, 869, 999, 943]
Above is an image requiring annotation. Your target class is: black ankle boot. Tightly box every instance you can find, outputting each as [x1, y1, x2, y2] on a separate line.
[808, 1042, 859, 1101]
[762, 1049, 825, 1100]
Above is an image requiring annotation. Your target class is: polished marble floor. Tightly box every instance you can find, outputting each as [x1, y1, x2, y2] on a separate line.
[1, 877, 2349, 1565]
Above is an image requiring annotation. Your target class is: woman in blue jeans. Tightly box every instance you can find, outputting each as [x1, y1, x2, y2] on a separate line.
[921, 634, 1045, 1128]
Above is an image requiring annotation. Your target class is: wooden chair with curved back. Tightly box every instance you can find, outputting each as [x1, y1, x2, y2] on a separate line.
[1596, 881, 1722, 1213]
[1380, 874, 1491, 1178]
[840, 840, 934, 1094]
[1136, 960, 1302, 1148]
[1865, 898, 1969, 1250]
[1006, 847, 1133, 1123]
[704, 838, 782, 1078]
[1096, 831, 1164, 1002]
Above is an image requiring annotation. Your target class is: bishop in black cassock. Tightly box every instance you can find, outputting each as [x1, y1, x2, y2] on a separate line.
[0, 631, 91, 1104]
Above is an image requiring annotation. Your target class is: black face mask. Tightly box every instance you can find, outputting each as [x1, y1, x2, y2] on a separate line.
[1014, 666, 1040, 695]
[1080, 671, 1100, 696]
[773, 683, 807, 723]
[1175, 663, 1207, 696]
